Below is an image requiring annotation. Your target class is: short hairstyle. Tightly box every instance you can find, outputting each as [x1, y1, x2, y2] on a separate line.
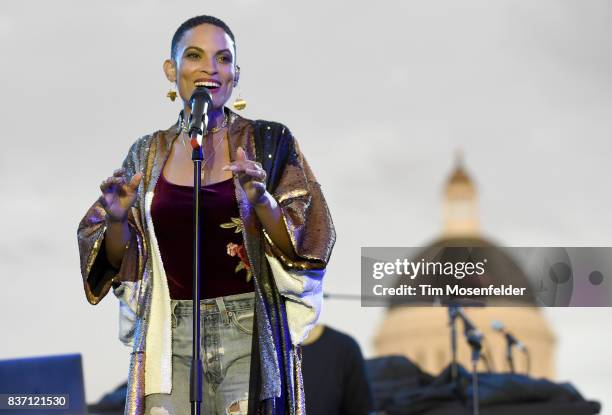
[171, 15, 236, 60]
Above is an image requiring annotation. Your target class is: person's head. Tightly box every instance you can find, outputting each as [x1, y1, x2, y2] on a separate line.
[163, 15, 239, 112]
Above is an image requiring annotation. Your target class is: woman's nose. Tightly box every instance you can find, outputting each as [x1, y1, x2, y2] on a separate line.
[199, 58, 218, 74]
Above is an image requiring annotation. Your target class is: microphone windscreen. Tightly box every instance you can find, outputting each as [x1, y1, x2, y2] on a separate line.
[491, 320, 505, 332]
[188, 86, 213, 142]
[189, 86, 212, 107]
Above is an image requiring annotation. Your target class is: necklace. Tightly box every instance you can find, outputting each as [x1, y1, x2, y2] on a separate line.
[177, 112, 230, 182]
[179, 130, 228, 181]
[179, 113, 228, 135]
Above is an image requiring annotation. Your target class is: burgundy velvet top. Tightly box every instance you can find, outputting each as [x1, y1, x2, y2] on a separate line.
[151, 172, 254, 299]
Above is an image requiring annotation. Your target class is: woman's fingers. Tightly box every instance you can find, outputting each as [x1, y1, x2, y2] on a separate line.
[98, 191, 118, 211]
[223, 160, 263, 173]
[99, 179, 115, 193]
[100, 176, 126, 193]
[128, 172, 143, 191]
[236, 146, 247, 162]
[100, 171, 142, 192]
[244, 168, 266, 181]
[223, 163, 266, 184]
[223, 147, 261, 173]
[97, 170, 141, 220]
[233, 147, 263, 168]
[98, 194, 109, 208]
[224, 149, 267, 204]
[220, 149, 268, 204]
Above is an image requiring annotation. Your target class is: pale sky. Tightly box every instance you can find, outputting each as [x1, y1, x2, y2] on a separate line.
[0, 0, 610, 408]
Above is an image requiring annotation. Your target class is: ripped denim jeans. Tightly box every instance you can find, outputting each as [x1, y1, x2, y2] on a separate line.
[145, 292, 254, 415]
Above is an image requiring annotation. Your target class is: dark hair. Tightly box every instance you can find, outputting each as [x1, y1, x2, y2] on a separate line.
[171, 15, 235, 60]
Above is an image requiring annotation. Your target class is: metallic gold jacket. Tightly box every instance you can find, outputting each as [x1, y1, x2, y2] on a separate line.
[77, 110, 335, 414]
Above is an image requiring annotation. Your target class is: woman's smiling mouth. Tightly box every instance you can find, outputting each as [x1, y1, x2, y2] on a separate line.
[194, 79, 221, 92]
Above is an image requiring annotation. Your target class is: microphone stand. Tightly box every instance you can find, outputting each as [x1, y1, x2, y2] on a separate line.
[448, 303, 460, 382]
[504, 333, 515, 374]
[465, 325, 482, 415]
[189, 113, 207, 415]
[448, 304, 482, 415]
[503, 330, 530, 375]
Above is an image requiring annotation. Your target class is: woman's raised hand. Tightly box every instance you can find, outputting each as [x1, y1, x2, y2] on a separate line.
[99, 168, 143, 222]
[223, 147, 267, 205]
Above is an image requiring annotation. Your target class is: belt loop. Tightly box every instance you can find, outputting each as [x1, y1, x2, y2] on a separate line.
[171, 301, 178, 329]
[215, 297, 230, 325]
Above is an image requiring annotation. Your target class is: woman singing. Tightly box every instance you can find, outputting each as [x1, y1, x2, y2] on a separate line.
[77, 15, 335, 415]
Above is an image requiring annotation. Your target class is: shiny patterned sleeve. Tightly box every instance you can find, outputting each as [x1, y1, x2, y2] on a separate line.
[267, 136, 336, 270]
[77, 139, 147, 305]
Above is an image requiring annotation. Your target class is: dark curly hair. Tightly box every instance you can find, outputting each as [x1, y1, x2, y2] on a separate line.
[171, 15, 235, 60]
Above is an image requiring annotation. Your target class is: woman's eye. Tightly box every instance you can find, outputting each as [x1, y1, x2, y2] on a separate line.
[186, 52, 200, 59]
[217, 55, 231, 63]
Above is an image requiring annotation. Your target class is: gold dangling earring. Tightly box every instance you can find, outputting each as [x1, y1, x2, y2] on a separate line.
[232, 66, 247, 110]
[232, 91, 247, 111]
[166, 82, 177, 102]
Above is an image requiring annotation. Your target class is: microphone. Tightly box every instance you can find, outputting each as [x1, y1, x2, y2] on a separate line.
[491, 320, 526, 351]
[449, 305, 483, 345]
[492, 319, 530, 374]
[188, 86, 213, 149]
[449, 304, 485, 413]
[449, 304, 483, 357]
[460, 309, 483, 351]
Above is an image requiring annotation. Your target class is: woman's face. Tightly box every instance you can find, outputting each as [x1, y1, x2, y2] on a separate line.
[166, 23, 237, 111]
